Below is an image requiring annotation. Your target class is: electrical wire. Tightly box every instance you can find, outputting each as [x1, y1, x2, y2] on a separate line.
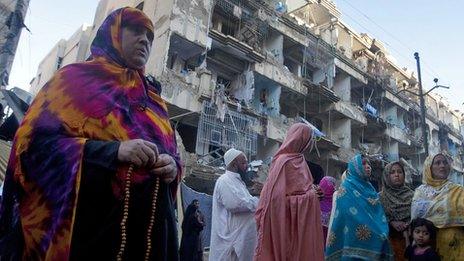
[337, 0, 452, 89]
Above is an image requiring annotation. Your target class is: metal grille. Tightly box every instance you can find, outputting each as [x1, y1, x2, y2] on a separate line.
[196, 101, 258, 159]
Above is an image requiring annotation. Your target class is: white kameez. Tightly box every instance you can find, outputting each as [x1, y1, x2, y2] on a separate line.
[209, 171, 259, 261]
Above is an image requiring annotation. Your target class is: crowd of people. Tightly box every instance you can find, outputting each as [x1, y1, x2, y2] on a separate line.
[0, 7, 463, 261]
[209, 126, 464, 261]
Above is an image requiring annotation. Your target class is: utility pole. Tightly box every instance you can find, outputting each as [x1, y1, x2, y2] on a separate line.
[415, 52, 429, 157]
[0, 0, 30, 89]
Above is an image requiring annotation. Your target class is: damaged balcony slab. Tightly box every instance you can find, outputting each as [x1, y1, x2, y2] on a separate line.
[317, 136, 341, 151]
[334, 58, 368, 84]
[305, 80, 340, 104]
[385, 125, 411, 146]
[324, 101, 367, 126]
[382, 89, 410, 110]
[170, 0, 212, 47]
[168, 33, 205, 62]
[398, 140, 422, 156]
[365, 114, 387, 132]
[167, 104, 200, 127]
[268, 16, 309, 47]
[324, 147, 357, 164]
[252, 61, 307, 95]
[209, 29, 265, 63]
[266, 115, 340, 151]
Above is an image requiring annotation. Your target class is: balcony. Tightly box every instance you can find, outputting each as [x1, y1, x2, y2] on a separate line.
[385, 125, 411, 146]
[252, 61, 307, 95]
[209, 29, 265, 63]
[324, 147, 358, 164]
[324, 101, 367, 126]
[382, 90, 410, 110]
[266, 115, 340, 151]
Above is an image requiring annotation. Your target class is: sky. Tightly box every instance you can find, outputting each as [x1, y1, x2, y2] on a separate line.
[8, 0, 464, 110]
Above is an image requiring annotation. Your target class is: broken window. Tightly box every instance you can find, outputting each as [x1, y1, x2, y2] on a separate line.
[166, 34, 205, 73]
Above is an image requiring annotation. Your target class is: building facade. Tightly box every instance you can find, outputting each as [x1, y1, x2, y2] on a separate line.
[0, 0, 30, 88]
[29, 0, 464, 186]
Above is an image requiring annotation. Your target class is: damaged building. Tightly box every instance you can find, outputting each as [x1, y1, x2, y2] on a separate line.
[29, 0, 464, 191]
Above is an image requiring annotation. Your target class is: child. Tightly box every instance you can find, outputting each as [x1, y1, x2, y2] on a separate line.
[404, 218, 440, 261]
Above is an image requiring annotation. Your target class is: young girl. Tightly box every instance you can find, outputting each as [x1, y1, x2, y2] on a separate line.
[404, 218, 440, 261]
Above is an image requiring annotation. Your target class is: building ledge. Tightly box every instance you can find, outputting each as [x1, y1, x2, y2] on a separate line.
[266, 115, 340, 150]
[335, 57, 368, 84]
[304, 80, 340, 103]
[318, 0, 342, 18]
[252, 60, 307, 95]
[382, 89, 410, 110]
[385, 125, 411, 145]
[325, 147, 358, 164]
[209, 29, 265, 63]
[326, 101, 367, 126]
[318, 136, 341, 151]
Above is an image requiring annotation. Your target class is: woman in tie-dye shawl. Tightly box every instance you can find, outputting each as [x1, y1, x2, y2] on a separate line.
[0, 7, 181, 260]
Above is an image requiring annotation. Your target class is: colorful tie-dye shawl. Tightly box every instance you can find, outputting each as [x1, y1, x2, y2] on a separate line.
[0, 7, 181, 260]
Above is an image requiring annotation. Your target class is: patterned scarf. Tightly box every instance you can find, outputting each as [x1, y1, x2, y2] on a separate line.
[411, 153, 464, 228]
[379, 162, 414, 222]
[325, 154, 392, 260]
[0, 7, 180, 260]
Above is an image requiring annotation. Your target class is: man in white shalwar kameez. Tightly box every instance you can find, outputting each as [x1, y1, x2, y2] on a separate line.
[209, 149, 259, 261]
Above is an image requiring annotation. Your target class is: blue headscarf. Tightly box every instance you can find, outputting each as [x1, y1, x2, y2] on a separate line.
[325, 154, 393, 260]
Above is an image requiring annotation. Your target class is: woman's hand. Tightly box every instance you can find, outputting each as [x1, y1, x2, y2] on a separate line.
[150, 154, 178, 184]
[390, 221, 408, 232]
[118, 139, 158, 167]
[314, 185, 324, 200]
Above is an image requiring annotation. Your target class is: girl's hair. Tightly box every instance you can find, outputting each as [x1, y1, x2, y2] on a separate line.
[411, 218, 438, 242]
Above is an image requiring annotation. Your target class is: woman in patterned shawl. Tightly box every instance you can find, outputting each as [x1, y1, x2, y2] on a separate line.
[325, 154, 392, 260]
[411, 153, 464, 261]
[379, 161, 414, 261]
[0, 7, 181, 260]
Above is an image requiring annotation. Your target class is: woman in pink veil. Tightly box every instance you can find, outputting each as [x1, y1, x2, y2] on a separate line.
[254, 123, 324, 261]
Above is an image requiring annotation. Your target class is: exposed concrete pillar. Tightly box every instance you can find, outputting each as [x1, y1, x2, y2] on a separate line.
[333, 74, 351, 102]
[198, 68, 212, 96]
[331, 118, 351, 148]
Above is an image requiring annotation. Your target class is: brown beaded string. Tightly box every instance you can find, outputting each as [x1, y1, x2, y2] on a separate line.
[116, 165, 160, 261]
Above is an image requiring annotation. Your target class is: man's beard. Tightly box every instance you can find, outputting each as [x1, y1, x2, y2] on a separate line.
[239, 169, 254, 186]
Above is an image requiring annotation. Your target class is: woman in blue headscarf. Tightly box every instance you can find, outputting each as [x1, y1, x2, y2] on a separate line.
[325, 154, 393, 260]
